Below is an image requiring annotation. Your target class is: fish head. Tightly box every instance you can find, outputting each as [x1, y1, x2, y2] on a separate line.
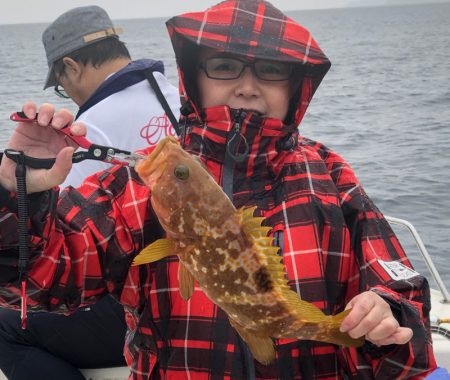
[136, 137, 233, 239]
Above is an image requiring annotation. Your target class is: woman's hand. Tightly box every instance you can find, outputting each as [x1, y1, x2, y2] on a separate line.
[0, 101, 86, 193]
[340, 291, 413, 346]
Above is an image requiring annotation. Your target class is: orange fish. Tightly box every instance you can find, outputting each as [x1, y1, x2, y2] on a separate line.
[133, 137, 363, 364]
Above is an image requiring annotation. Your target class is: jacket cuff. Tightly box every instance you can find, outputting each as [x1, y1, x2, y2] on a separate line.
[370, 287, 403, 323]
[370, 286, 430, 342]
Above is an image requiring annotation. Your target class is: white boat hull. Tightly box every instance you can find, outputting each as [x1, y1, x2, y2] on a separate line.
[430, 288, 450, 369]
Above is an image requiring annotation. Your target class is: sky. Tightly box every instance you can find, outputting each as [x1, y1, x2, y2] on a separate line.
[0, 0, 355, 25]
[1, 0, 448, 25]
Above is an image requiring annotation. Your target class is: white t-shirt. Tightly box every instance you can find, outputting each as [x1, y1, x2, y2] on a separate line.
[62, 71, 180, 188]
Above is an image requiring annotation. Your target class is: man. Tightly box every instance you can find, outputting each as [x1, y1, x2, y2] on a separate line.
[0, 5, 180, 380]
[0, 1, 436, 379]
[43, 5, 180, 188]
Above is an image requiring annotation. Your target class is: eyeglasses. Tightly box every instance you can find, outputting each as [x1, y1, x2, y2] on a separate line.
[54, 85, 70, 99]
[200, 57, 294, 81]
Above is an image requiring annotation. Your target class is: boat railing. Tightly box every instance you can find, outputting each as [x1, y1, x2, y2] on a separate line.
[385, 215, 450, 303]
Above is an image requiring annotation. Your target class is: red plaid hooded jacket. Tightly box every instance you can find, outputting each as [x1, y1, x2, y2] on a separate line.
[0, 1, 436, 379]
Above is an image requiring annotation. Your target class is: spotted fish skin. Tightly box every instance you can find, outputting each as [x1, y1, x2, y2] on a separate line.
[134, 137, 363, 364]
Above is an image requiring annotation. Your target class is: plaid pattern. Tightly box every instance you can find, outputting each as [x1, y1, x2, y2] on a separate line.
[0, 0, 436, 378]
[166, 0, 331, 125]
[0, 107, 436, 378]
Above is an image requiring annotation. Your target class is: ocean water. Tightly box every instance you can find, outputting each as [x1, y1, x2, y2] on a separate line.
[0, 3, 449, 288]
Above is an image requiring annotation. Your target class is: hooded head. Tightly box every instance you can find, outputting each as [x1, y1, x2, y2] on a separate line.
[166, 0, 331, 127]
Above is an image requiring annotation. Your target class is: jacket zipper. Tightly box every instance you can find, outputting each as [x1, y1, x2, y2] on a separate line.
[222, 109, 247, 200]
[222, 109, 256, 379]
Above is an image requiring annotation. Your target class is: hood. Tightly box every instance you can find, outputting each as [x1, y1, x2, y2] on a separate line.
[166, 0, 331, 127]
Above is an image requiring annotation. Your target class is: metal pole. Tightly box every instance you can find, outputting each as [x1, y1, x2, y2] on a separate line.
[385, 216, 450, 303]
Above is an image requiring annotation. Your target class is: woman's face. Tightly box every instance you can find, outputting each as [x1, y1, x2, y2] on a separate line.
[196, 48, 292, 120]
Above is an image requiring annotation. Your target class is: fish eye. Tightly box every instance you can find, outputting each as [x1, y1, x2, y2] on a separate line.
[174, 165, 189, 180]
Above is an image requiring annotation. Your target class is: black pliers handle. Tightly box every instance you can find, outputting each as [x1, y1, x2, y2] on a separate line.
[4, 112, 144, 169]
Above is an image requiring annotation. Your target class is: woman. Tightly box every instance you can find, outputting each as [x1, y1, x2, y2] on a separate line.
[0, 1, 436, 378]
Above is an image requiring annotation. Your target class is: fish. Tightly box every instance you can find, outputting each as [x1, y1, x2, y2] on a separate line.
[132, 136, 363, 364]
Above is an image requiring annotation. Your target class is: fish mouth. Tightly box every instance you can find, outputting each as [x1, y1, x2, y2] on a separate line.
[146, 136, 179, 165]
[136, 136, 179, 187]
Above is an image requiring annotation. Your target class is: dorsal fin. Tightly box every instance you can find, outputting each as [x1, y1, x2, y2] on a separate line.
[242, 206, 258, 220]
[239, 208, 334, 316]
[238, 207, 290, 287]
[238, 208, 362, 347]
[239, 207, 270, 238]
[281, 288, 330, 322]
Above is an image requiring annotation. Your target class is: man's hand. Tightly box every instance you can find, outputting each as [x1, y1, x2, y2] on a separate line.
[340, 291, 413, 346]
[0, 102, 86, 193]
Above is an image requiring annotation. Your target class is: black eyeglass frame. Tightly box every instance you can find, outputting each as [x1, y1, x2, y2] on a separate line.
[199, 57, 295, 82]
[54, 84, 70, 99]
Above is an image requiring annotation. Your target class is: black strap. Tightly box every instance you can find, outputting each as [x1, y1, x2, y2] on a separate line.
[143, 69, 180, 136]
[13, 152, 30, 277]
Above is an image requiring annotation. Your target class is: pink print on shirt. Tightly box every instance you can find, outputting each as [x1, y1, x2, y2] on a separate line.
[140, 115, 177, 145]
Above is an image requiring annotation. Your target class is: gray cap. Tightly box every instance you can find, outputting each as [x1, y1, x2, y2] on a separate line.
[42, 5, 123, 89]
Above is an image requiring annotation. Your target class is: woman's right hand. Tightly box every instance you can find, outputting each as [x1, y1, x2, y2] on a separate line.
[0, 101, 86, 193]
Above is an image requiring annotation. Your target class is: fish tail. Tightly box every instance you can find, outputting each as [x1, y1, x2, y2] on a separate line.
[326, 309, 364, 347]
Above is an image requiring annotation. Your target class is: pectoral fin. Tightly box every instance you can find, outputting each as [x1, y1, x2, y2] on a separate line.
[178, 263, 195, 300]
[229, 318, 275, 365]
[132, 239, 175, 266]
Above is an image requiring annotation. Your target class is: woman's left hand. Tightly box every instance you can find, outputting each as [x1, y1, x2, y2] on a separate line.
[340, 291, 413, 346]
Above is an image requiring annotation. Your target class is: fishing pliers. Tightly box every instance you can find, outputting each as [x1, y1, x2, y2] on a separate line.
[3, 111, 144, 169]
